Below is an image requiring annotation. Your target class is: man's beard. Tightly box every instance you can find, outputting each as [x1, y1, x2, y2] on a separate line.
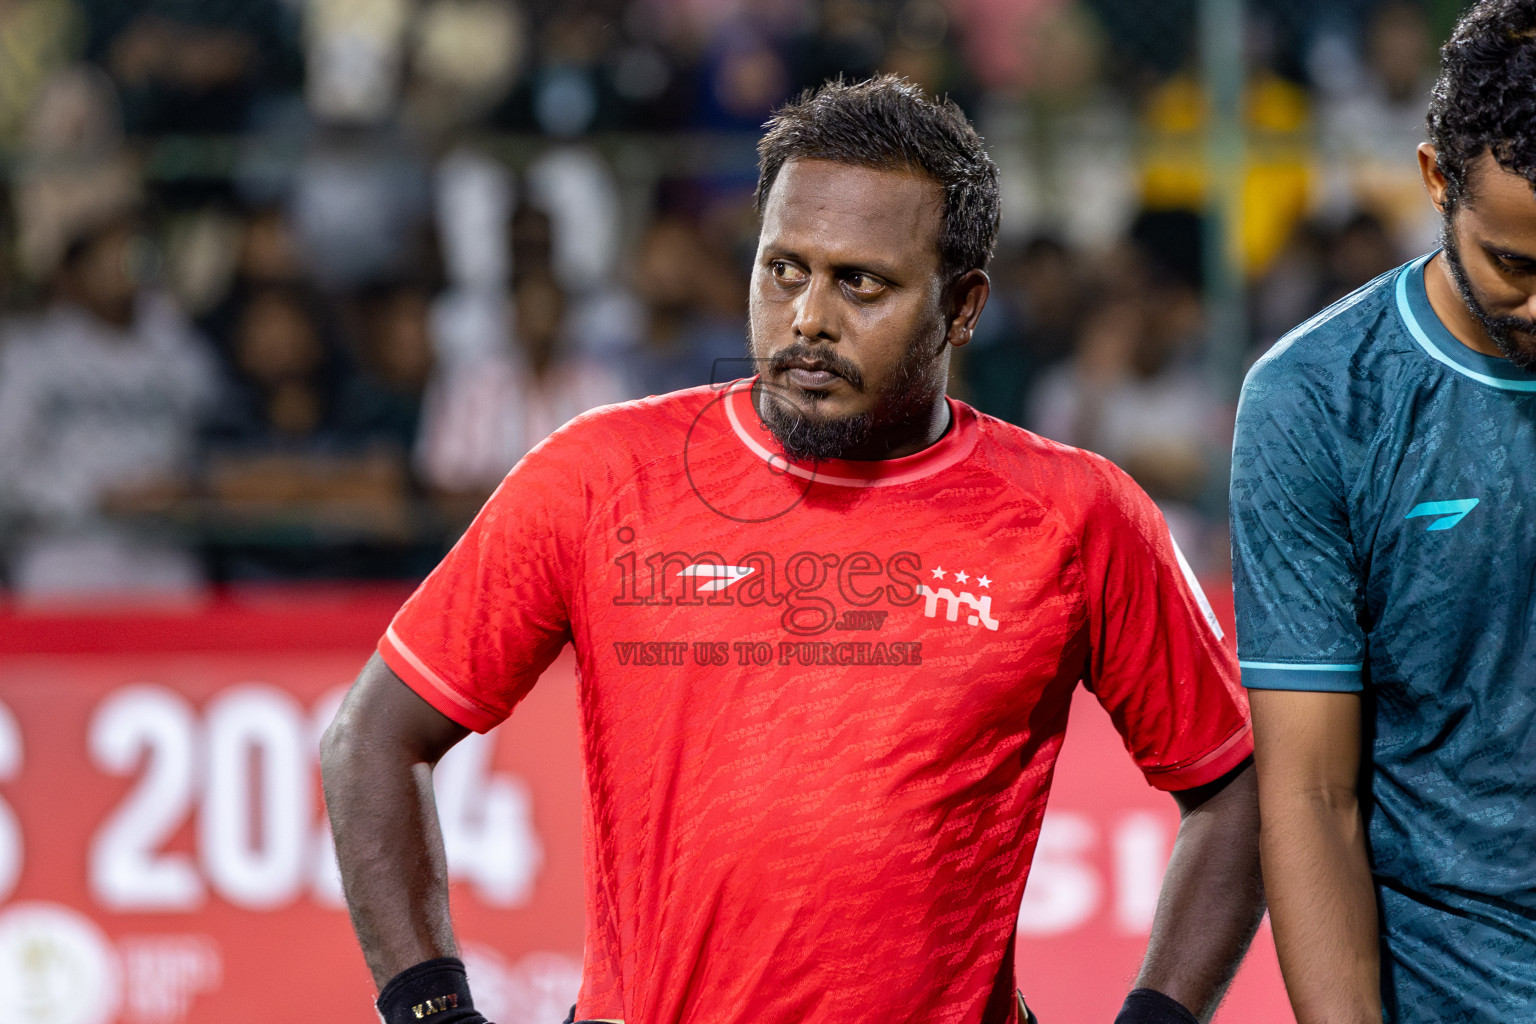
[1441, 219, 1536, 371]
[751, 333, 942, 461]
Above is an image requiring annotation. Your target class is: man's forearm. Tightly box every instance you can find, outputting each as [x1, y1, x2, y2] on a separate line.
[323, 753, 458, 986]
[1260, 789, 1380, 1024]
[320, 681, 462, 987]
[1133, 764, 1265, 1021]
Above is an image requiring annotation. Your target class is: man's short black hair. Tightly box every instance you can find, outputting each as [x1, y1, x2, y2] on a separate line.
[755, 75, 1000, 282]
[1427, 0, 1536, 208]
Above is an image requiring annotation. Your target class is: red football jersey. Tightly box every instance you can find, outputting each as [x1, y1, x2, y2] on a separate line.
[380, 379, 1249, 1024]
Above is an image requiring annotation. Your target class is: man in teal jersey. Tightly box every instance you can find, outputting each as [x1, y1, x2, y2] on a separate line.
[1230, 2, 1536, 1021]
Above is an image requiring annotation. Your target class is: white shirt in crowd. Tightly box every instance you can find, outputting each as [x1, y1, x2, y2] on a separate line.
[415, 350, 626, 494]
[0, 293, 218, 595]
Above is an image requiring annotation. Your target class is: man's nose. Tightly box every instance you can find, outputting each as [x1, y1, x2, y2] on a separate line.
[1521, 290, 1536, 323]
[791, 275, 839, 342]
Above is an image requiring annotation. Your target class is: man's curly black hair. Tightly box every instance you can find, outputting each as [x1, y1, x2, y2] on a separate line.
[755, 75, 1000, 283]
[1427, 0, 1536, 208]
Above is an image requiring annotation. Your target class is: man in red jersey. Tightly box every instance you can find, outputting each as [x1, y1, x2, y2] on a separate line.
[321, 76, 1263, 1024]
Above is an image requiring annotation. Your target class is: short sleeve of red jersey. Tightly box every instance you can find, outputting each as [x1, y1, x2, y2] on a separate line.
[379, 428, 587, 732]
[1079, 459, 1251, 791]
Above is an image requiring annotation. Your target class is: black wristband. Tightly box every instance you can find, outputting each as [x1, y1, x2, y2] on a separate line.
[376, 957, 489, 1024]
[1113, 988, 1199, 1024]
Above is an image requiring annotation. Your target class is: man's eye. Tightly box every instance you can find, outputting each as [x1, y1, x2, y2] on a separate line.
[844, 273, 883, 296]
[771, 261, 806, 283]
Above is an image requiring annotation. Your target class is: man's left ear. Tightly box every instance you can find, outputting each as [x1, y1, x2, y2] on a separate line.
[945, 269, 990, 349]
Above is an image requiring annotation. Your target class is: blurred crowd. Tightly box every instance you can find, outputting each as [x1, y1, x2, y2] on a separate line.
[0, 0, 1462, 599]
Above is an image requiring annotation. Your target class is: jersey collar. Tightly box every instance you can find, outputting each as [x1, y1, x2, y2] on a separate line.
[1396, 252, 1536, 392]
[723, 377, 978, 488]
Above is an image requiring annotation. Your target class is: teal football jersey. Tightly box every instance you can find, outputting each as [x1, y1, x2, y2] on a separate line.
[1231, 254, 1536, 1022]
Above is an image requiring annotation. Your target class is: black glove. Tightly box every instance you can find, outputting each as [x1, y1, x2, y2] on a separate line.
[1113, 988, 1199, 1024]
[376, 957, 493, 1024]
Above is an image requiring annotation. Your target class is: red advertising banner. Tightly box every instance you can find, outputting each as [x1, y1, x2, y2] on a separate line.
[0, 586, 1291, 1024]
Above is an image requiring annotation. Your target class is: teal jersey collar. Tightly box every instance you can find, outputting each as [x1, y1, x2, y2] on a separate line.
[1395, 252, 1536, 392]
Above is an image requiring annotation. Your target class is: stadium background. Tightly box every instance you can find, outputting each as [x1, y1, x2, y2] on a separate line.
[0, 0, 1467, 1020]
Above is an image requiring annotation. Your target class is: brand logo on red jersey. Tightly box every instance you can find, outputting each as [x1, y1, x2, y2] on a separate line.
[676, 564, 756, 592]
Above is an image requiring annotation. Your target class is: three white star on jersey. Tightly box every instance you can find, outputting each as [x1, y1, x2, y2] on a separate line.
[929, 567, 991, 588]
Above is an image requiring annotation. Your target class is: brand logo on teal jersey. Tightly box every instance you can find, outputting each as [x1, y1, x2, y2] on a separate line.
[1405, 498, 1480, 531]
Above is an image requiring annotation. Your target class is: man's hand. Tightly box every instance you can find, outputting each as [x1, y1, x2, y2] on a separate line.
[319, 654, 473, 989]
[1124, 758, 1265, 1022]
[1250, 689, 1381, 1024]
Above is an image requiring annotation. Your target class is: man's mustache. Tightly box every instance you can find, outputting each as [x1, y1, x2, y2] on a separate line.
[766, 344, 865, 390]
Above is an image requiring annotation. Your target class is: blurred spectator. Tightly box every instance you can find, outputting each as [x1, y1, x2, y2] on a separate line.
[85, 0, 295, 135]
[1252, 209, 1404, 351]
[533, 12, 613, 137]
[428, 151, 515, 376]
[803, 0, 885, 87]
[10, 63, 139, 283]
[1139, 52, 1313, 276]
[416, 269, 625, 498]
[626, 214, 746, 396]
[606, 5, 695, 132]
[1030, 302, 1220, 504]
[1324, 210, 1400, 300]
[973, 3, 1136, 252]
[1313, 2, 1439, 250]
[304, 0, 409, 125]
[436, 148, 511, 295]
[404, 0, 524, 130]
[0, 0, 81, 147]
[290, 129, 432, 290]
[1251, 217, 1328, 349]
[879, 0, 964, 97]
[0, 212, 218, 597]
[1028, 244, 1225, 559]
[958, 235, 1081, 425]
[342, 280, 437, 453]
[946, 0, 1067, 91]
[494, 10, 617, 137]
[697, 22, 792, 130]
[1078, 0, 1180, 87]
[199, 284, 415, 576]
[518, 150, 653, 373]
[236, 203, 305, 286]
[160, 205, 243, 318]
[525, 147, 622, 296]
[510, 199, 553, 289]
[196, 204, 306, 360]
[203, 279, 433, 457]
[204, 285, 345, 448]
